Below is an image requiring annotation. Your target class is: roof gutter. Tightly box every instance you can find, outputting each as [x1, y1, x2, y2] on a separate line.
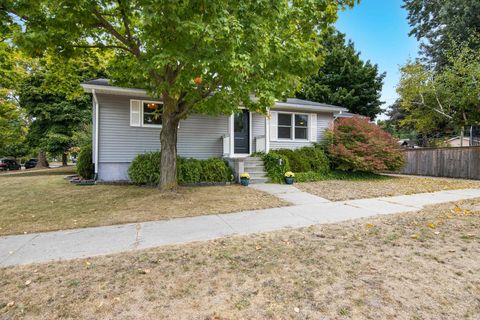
[80, 83, 347, 113]
[81, 83, 148, 97]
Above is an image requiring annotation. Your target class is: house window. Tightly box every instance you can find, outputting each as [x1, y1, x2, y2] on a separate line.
[278, 113, 292, 139]
[294, 114, 308, 140]
[143, 102, 162, 126]
[277, 112, 309, 140]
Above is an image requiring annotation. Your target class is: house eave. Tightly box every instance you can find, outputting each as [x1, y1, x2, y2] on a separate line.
[81, 83, 347, 113]
[272, 103, 348, 113]
[81, 84, 150, 98]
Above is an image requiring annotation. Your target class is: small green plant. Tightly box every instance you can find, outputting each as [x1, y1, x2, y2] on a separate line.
[261, 152, 290, 183]
[76, 144, 94, 179]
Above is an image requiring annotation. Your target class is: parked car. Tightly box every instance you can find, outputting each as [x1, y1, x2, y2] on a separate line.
[24, 158, 49, 169]
[0, 158, 22, 171]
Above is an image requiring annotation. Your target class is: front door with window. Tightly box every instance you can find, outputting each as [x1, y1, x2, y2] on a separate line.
[234, 110, 250, 154]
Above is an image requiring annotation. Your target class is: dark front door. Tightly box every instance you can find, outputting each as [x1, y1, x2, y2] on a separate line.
[234, 110, 250, 154]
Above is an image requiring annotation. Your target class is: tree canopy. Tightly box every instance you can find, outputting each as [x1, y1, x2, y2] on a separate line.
[395, 46, 480, 144]
[1, 0, 357, 189]
[296, 29, 385, 119]
[403, 0, 480, 68]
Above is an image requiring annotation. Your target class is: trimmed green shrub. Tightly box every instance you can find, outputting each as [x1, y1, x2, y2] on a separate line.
[262, 152, 290, 183]
[299, 146, 330, 174]
[177, 157, 202, 184]
[273, 146, 330, 174]
[274, 149, 310, 172]
[76, 144, 94, 179]
[200, 158, 232, 182]
[129, 152, 233, 185]
[128, 151, 161, 185]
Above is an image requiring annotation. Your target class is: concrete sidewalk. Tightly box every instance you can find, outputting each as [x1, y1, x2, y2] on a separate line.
[1, 188, 480, 267]
[250, 183, 331, 205]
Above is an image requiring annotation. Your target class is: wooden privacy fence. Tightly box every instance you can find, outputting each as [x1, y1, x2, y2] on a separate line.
[400, 146, 480, 180]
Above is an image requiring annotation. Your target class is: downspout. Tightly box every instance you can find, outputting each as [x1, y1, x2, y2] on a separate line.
[92, 89, 99, 180]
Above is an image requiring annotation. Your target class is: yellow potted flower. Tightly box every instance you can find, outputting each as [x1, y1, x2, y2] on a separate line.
[240, 172, 250, 186]
[284, 171, 295, 184]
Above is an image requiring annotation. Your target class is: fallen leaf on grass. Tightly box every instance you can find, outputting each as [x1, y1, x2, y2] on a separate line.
[24, 279, 32, 286]
[410, 234, 419, 239]
[366, 223, 375, 228]
[137, 268, 151, 274]
[294, 307, 300, 313]
[255, 245, 262, 251]
[6, 301, 15, 307]
[427, 223, 436, 229]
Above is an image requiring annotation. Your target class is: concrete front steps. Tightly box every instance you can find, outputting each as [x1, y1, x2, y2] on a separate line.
[244, 156, 269, 184]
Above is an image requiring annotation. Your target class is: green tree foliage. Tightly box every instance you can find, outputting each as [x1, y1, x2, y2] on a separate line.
[403, 0, 480, 68]
[396, 46, 480, 142]
[19, 72, 91, 164]
[326, 117, 405, 173]
[0, 25, 30, 157]
[296, 29, 385, 119]
[2, 0, 356, 190]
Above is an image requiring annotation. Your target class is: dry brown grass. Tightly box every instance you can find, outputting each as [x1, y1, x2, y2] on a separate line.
[1, 198, 480, 319]
[0, 167, 287, 236]
[297, 175, 480, 201]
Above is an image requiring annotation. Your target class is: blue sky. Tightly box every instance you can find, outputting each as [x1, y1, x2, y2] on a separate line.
[336, 0, 419, 118]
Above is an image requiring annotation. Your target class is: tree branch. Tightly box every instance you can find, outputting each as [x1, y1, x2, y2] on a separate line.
[116, 0, 141, 56]
[90, 5, 140, 57]
[72, 44, 131, 52]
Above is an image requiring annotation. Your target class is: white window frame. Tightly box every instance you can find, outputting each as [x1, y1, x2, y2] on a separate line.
[141, 100, 163, 128]
[277, 111, 310, 141]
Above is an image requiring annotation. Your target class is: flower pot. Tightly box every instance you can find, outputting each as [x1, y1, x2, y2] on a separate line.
[285, 177, 294, 185]
[240, 178, 250, 186]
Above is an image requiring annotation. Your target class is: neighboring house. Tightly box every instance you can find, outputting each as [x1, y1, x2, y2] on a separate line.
[447, 136, 471, 147]
[81, 79, 347, 182]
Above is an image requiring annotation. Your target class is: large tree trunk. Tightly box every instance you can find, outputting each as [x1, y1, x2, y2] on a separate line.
[36, 151, 49, 168]
[159, 99, 181, 191]
[62, 153, 68, 166]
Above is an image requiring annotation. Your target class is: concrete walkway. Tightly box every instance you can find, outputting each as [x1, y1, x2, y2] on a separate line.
[250, 183, 331, 205]
[1, 188, 480, 267]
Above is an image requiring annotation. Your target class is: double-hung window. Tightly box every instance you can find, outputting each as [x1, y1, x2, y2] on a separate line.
[277, 112, 309, 140]
[130, 100, 163, 128]
[143, 101, 162, 126]
[294, 114, 308, 140]
[278, 113, 293, 139]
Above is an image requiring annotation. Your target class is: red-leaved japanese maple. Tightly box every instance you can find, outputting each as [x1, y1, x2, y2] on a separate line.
[326, 117, 405, 172]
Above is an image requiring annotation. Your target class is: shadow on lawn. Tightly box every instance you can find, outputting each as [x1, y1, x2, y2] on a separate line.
[0, 166, 76, 178]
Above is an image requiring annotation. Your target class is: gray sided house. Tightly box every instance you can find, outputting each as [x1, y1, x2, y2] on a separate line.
[81, 79, 347, 182]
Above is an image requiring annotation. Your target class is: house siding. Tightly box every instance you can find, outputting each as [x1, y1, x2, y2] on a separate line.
[252, 112, 266, 152]
[269, 112, 332, 150]
[97, 93, 229, 164]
